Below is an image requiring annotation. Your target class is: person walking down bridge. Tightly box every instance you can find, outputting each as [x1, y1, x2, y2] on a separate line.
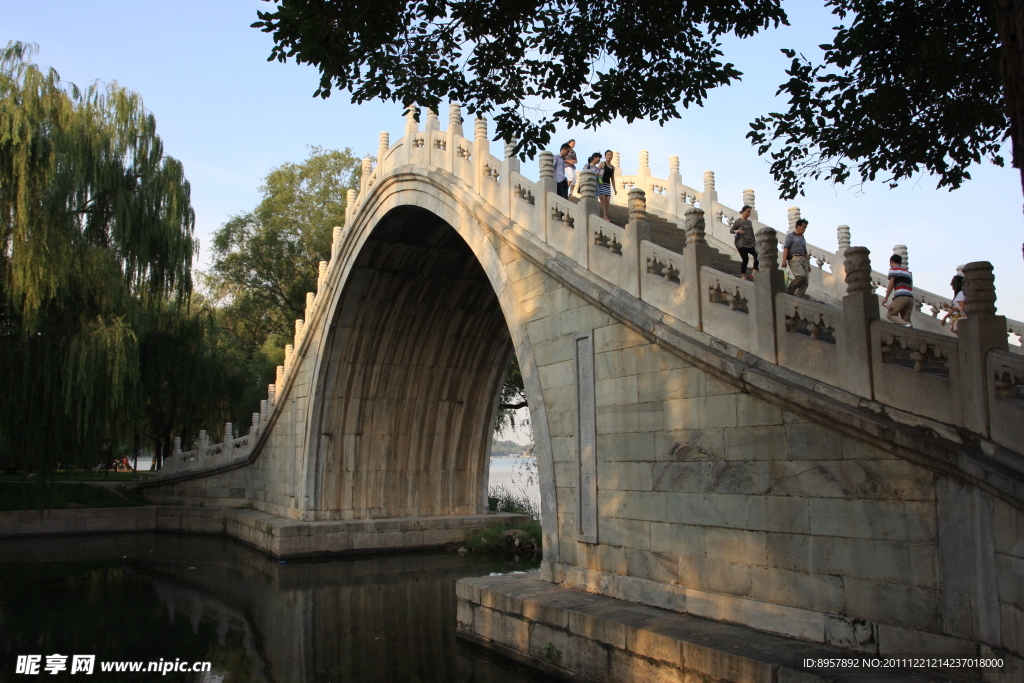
[597, 149, 616, 221]
[782, 219, 810, 297]
[730, 205, 758, 281]
[554, 143, 571, 198]
[882, 253, 914, 326]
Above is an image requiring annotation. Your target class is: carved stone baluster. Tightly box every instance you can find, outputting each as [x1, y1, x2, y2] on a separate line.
[377, 131, 390, 176]
[959, 261, 1008, 435]
[622, 188, 651, 298]
[787, 206, 801, 233]
[840, 246, 878, 398]
[318, 261, 328, 295]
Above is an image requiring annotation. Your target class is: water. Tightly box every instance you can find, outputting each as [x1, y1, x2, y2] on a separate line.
[0, 534, 551, 683]
[487, 457, 540, 512]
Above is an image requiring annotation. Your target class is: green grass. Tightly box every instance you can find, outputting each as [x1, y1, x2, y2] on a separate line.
[488, 483, 540, 520]
[0, 481, 150, 511]
[462, 519, 543, 554]
[0, 471, 157, 482]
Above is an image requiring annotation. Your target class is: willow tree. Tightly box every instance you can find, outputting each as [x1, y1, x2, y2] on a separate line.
[0, 42, 196, 474]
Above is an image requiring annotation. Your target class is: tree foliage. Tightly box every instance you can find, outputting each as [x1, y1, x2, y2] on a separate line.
[748, 0, 1012, 199]
[0, 42, 198, 474]
[252, 1, 1024, 215]
[204, 147, 360, 423]
[253, 0, 788, 157]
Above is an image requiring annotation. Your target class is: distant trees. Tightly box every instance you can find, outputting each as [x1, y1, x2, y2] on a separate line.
[203, 146, 361, 424]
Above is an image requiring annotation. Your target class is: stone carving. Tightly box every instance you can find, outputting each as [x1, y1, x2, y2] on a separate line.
[426, 108, 439, 129]
[963, 261, 997, 317]
[550, 206, 574, 228]
[843, 247, 873, 295]
[684, 207, 707, 246]
[456, 145, 471, 160]
[627, 188, 647, 224]
[433, 137, 447, 150]
[639, 150, 649, 169]
[474, 116, 487, 140]
[482, 163, 500, 181]
[708, 278, 749, 313]
[539, 151, 554, 179]
[700, 169, 716, 192]
[784, 302, 837, 344]
[994, 364, 1024, 400]
[646, 256, 680, 283]
[718, 210, 734, 226]
[448, 103, 462, 128]
[879, 328, 951, 378]
[612, 151, 621, 172]
[578, 170, 597, 199]
[412, 135, 425, 148]
[379, 131, 389, 148]
[743, 188, 755, 210]
[594, 229, 622, 254]
[650, 183, 666, 195]
[787, 206, 801, 232]
[669, 155, 680, 176]
[893, 244, 909, 270]
[755, 228, 779, 271]
[514, 184, 535, 205]
[680, 192, 698, 207]
[837, 225, 851, 250]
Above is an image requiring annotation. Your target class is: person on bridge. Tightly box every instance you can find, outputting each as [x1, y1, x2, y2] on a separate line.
[882, 254, 914, 326]
[597, 150, 616, 220]
[554, 144, 570, 198]
[730, 205, 758, 280]
[564, 139, 578, 195]
[782, 219, 810, 297]
[941, 274, 966, 333]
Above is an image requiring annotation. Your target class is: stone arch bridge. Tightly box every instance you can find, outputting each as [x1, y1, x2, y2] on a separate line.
[143, 106, 1024, 679]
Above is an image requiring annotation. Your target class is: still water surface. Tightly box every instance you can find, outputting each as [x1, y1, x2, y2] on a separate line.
[0, 534, 551, 683]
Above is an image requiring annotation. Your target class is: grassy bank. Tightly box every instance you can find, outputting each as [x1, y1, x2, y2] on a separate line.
[0, 482, 149, 511]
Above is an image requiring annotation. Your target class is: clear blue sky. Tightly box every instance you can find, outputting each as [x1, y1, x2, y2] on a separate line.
[5, 1, 1022, 320]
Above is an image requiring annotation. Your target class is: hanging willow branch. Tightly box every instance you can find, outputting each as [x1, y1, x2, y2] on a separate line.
[0, 41, 197, 477]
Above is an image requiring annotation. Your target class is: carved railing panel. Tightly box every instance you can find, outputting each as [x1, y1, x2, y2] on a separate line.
[871, 321, 962, 424]
[701, 267, 757, 355]
[775, 293, 841, 385]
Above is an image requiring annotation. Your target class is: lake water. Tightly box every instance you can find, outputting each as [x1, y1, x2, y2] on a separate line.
[0, 534, 550, 683]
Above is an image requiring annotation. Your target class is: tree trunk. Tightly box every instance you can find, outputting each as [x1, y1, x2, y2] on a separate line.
[991, 0, 1024, 258]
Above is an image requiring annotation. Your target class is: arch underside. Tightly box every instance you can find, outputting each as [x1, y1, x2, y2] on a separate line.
[313, 206, 514, 519]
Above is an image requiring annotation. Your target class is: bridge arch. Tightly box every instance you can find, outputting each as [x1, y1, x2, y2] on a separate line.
[299, 172, 556, 522]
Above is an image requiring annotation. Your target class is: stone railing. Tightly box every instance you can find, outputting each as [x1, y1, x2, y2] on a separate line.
[158, 104, 1024, 475]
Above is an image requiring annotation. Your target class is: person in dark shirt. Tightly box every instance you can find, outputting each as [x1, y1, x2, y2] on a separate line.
[781, 219, 809, 297]
[730, 205, 757, 280]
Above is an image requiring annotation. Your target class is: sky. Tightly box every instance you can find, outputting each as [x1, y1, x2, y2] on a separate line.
[4, 1, 1022, 326]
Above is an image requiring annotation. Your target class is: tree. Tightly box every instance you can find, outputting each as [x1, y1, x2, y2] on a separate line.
[204, 146, 361, 421]
[0, 42, 197, 475]
[252, 1, 1024, 238]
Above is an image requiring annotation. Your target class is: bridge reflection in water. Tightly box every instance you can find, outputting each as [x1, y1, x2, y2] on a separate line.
[0, 535, 549, 683]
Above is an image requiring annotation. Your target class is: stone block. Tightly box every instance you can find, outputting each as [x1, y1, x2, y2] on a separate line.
[998, 554, 1024, 609]
[855, 460, 935, 501]
[830, 537, 938, 588]
[597, 402, 665, 434]
[568, 606, 629, 649]
[665, 492, 747, 529]
[785, 422, 843, 460]
[528, 621, 610, 681]
[664, 394, 737, 430]
[556, 487, 577, 515]
[595, 323, 649, 352]
[842, 436, 889, 461]
[843, 577, 940, 631]
[765, 532, 830, 574]
[654, 429, 724, 462]
[599, 516, 651, 550]
[598, 461, 653, 491]
[652, 462, 713, 493]
[578, 542, 628, 575]
[678, 556, 751, 596]
[750, 566, 844, 612]
[543, 385, 575, 414]
[711, 461, 772, 495]
[608, 649, 686, 683]
[876, 622, 976, 655]
[538, 359, 574, 389]
[705, 527, 767, 566]
[638, 368, 705, 402]
[772, 461, 859, 498]
[808, 499, 936, 542]
[735, 394, 783, 427]
[626, 548, 680, 585]
[547, 410, 575, 437]
[599, 490, 666, 522]
[824, 615, 877, 653]
[682, 642, 774, 683]
[994, 499, 1024, 557]
[1000, 603, 1024, 654]
[554, 462, 578, 488]
[475, 605, 532, 653]
[722, 425, 788, 461]
[550, 435, 576, 462]
[650, 522, 706, 558]
[533, 336, 575, 366]
[625, 621, 684, 667]
[598, 432, 656, 462]
[596, 375, 639, 407]
[560, 305, 614, 337]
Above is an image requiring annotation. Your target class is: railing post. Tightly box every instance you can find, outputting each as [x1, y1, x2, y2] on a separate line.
[753, 228, 783, 361]
[787, 206, 801, 233]
[743, 188, 757, 221]
[404, 105, 419, 164]
[446, 103, 462, 171]
[474, 116, 488, 189]
[198, 430, 207, 459]
[637, 150, 650, 194]
[840, 246, 879, 398]
[701, 171, 718, 242]
[623, 188, 651, 298]
[305, 292, 314, 324]
[359, 155, 372, 197]
[538, 151, 556, 244]
[259, 399, 269, 432]
[680, 207, 710, 329]
[667, 155, 681, 216]
[173, 437, 181, 457]
[502, 139, 519, 214]
[318, 261, 328, 296]
[831, 225, 852, 298]
[577, 170, 600, 269]
[223, 422, 233, 460]
[377, 131, 390, 177]
[268, 383, 277, 406]
[251, 412, 260, 440]
[958, 262, 1008, 435]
